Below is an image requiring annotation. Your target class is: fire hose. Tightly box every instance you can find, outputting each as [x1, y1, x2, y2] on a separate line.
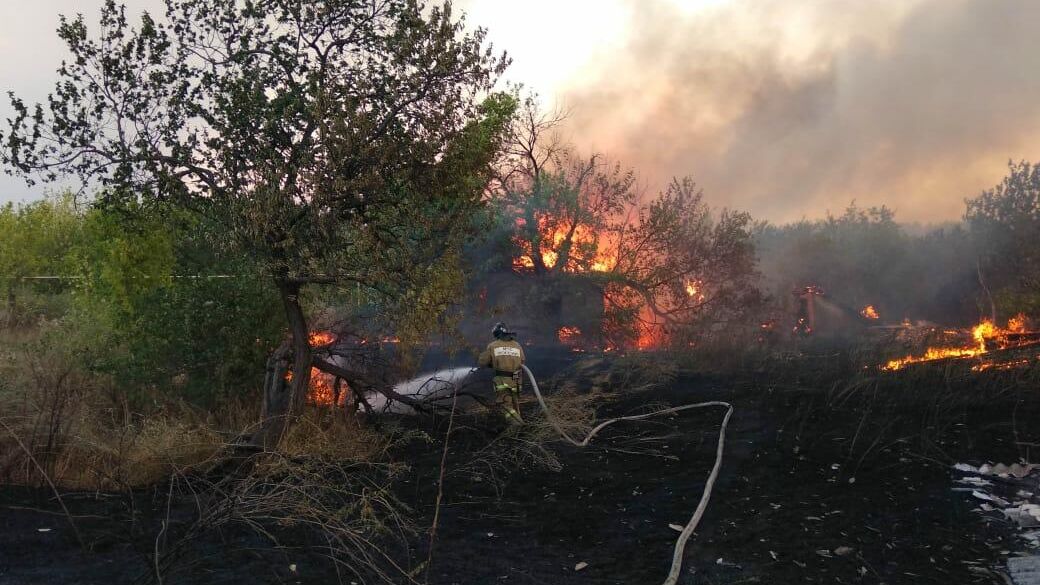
[520, 364, 733, 585]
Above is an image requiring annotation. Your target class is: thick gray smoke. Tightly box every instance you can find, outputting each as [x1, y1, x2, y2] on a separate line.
[560, 0, 1040, 222]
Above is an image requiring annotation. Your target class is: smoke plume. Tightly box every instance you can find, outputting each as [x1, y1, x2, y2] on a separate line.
[559, 0, 1040, 222]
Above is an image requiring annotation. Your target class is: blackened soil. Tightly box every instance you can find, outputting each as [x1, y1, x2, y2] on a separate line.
[3, 355, 1038, 585]
[394, 360, 1039, 585]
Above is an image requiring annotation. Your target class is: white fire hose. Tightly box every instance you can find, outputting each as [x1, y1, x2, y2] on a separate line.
[520, 364, 733, 585]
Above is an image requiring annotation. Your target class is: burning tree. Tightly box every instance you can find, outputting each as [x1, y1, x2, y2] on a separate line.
[490, 99, 762, 348]
[1, 0, 512, 447]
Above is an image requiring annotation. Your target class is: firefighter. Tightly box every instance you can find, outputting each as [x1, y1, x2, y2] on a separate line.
[477, 322, 525, 424]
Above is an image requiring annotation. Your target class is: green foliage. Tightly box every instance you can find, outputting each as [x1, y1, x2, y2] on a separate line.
[0, 195, 82, 321]
[1, 0, 512, 434]
[966, 160, 1040, 316]
[1, 197, 282, 405]
[70, 202, 175, 312]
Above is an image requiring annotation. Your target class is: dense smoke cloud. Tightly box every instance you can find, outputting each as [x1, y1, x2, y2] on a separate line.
[559, 0, 1040, 222]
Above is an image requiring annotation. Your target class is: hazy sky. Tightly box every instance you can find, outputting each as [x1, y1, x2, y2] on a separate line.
[2, 0, 1039, 222]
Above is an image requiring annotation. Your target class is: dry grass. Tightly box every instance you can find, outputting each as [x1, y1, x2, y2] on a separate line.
[0, 323, 403, 492]
[280, 407, 429, 464]
[0, 330, 227, 490]
[0, 323, 420, 584]
[145, 451, 415, 585]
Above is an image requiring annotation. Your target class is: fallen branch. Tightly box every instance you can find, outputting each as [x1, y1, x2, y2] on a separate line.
[311, 357, 432, 413]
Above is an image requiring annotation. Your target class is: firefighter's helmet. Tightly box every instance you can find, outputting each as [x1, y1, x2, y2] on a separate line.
[492, 322, 511, 340]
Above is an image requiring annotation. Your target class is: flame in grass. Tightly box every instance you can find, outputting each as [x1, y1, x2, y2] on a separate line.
[882, 318, 1033, 371]
[1008, 313, 1028, 334]
[308, 331, 336, 346]
[882, 346, 986, 371]
[971, 357, 1035, 372]
[861, 305, 880, 320]
[307, 370, 346, 407]
[557, 325, 587, 352]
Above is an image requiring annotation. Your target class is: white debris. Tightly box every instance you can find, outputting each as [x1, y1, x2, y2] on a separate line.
[37, 528, 51, 533]
[954, 463, 978, 473]
[668, 523, 685, 532]
[976, 462, 1036, 478]
[834, 546, 854, 556]
[972, 490, 1010, 506]
[574, 562, 588, 571]
[1011, 463, 1037, 478]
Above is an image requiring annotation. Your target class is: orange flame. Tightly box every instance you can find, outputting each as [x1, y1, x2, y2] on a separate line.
[861, 305, 879, 320]
[971, 357, 1034, 372]
[685, 280, 706, 302]
[282, 331, 348, 407]
[308, 331, 335, 346]
[557, 325, 584, 351]
[513, 222, 615, 273]
[882, 318, 1029, 371]
[1008, 313, 1028, 334]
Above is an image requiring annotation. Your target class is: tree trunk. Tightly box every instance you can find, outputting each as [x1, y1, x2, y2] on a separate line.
[253, 279, 313, 449]
[4, 287, 15, 329]
[977, 257, 997, 323]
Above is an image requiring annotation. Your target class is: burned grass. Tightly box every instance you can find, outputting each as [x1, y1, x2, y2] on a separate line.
[2, 349, 1039, 584]
[388, 351, 1040, 584]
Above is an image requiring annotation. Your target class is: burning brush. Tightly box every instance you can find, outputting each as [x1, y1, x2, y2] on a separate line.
[882, 314, 1039, 371]
[282, 331, 350, 408]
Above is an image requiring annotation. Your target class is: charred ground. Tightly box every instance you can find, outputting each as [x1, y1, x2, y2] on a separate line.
[3, 348, 1038, 585]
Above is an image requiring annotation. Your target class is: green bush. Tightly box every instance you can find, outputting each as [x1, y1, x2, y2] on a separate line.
[1, 195, 283, 407]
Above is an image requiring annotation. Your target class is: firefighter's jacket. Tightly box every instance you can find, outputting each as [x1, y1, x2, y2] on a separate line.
[478, 338, 525, 391]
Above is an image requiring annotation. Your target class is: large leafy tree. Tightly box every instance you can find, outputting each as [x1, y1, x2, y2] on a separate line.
[1, 0, 511, 445]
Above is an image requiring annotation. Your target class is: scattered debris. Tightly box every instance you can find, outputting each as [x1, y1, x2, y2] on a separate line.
[973, 490, 1011, 506]
[1007, 555, 1040, 585]
[953, 461, 1040, 561]
[574, 562, 588, 571]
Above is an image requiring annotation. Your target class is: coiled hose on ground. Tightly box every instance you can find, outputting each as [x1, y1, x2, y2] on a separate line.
[521, 364, 733, 585]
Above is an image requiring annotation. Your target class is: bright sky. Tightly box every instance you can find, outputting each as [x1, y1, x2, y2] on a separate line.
[3, 0, 1039, 222]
